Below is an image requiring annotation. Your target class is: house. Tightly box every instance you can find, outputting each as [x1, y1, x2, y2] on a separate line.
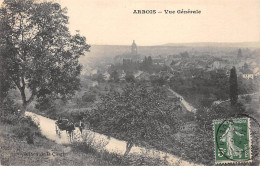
[119, 70, 126, 81]
[253, 67, 260, 77]
[207, 61, 226, 70]
[133, 70, 143, 78]
[90, 69, 98, 75]
[241, 65, 254, 79]
[242, 74, 254, 80]
[136, 72, 150, 81]
[159, 71, 174, 80]
[153, 56, 165, 65]
[92, 81, 99, 87]
[103, 71, 110, 81]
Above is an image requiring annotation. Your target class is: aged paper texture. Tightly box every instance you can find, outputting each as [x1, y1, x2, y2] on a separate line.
[0, 0, 259, 166]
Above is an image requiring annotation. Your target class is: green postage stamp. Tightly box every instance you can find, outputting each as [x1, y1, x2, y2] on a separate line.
[213, 118, 252, 164]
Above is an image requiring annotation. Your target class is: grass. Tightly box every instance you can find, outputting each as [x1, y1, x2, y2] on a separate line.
[0, 122, 168, 166]
[0, 123, 110, 166]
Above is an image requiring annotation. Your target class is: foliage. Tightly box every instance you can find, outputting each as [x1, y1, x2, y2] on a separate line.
[229, 66, 238, 106]
[0, 96, 19, 125]
[141, 56, 153, 73]
[92, 73, 105, 83]
[237, 76, 258, 94]
[85, 82, 179, 155]
[12, 116, 40, 136]
[192, 102, 248, 165]
[34, 95, 67, 119]
[237, 48, 242, 58]
[0, 98, 41, 144]
[243, 95, 252, 103]
[125, 72, 136, 83]
[180, 51, 189, 58]
[122, 59, 140, 73]
[82, 91, 96, 103]
[72, 141, 168, 166]
[169, 69, 229, 106]
[109, 70, 119, 82]
[35, 96, 55, 112]
[150, 75, 168, 87]
[0, 0, 90, 108]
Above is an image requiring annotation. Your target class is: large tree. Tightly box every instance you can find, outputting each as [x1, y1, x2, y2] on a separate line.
[0, 0, 90, 110]
[86, 83, 179, 156]
[229, 66, 238, 106]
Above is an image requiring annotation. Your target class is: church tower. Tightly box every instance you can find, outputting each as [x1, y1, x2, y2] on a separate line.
[131, 40, 137, 55]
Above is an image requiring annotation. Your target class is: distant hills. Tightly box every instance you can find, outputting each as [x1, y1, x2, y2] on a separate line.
[79, 42, 260, 66]
[161, 42, 260, 48]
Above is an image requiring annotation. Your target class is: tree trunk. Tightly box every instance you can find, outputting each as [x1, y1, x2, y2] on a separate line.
[18, 86, 35, 113]
[124, 142, 133, 156]
[17, 86, 27, 113]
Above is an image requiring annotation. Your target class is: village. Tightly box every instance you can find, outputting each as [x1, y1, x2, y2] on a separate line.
[1, 0, 260, 166]
[81, 41, 260, 105]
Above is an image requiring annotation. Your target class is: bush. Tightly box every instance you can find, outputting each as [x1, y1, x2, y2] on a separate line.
[0, 97, 21, 125]
[82, 92, 96, 103]
[71, 141, 168, 166]
[1, 113, 21, 125]
[244, 95, 252, 103]
[125, 74, 136, 83]
[12, 116, 41, 144]
[0, 96, 41, 144]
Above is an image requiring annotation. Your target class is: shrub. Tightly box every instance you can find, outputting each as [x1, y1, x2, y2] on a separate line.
[0, 97, 20, 125]
[244, 95, 252, 103]
[82, 92, 96, 103]
[1, 113, 21, 125]
[12, 116, 41, 144]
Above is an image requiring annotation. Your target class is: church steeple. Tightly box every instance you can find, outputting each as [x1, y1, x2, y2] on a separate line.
[131, 40, 137, 55]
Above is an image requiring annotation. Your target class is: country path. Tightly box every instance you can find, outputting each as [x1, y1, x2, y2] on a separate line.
[25, 111, 202, 166]
[168, 88, 197, 113]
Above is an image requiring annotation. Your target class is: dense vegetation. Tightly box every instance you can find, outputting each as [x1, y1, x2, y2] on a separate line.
[0, 0, 90, 110]
[84, 82, 180, 155]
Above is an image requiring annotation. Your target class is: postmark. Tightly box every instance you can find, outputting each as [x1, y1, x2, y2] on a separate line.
[213, 118, 252, 164]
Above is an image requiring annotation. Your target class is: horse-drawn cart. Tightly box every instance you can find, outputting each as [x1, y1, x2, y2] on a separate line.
[55, 119, 75, 141]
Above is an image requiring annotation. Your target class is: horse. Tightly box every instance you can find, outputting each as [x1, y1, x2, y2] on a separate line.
[55, 119, 75, 142]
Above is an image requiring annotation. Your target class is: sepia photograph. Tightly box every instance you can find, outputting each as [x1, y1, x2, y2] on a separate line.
[0, 0, 259, 166]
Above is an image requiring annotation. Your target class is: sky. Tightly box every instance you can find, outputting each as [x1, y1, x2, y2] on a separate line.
[1, 0, 260, 46]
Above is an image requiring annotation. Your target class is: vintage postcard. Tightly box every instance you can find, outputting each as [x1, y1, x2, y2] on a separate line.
[0, 0, 259, 166]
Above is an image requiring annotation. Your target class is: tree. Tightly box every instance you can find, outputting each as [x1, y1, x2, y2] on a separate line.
[0, 0, 90, 110]
[87, 83, 179, 156]
[141, 56, 153, 73]
[92, 73, 105, 83]
[237, 48, 242, 58]
[109, 70, 119, 82]
[82, 91, 96, 103]
[170, 60, 175, 66]
[150, 75, 167, 86]
[229, 66, 238, 106]
[180, 51, 189, 58]
[125, 72, 135, 83]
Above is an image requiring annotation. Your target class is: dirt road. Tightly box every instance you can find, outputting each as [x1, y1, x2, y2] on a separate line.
[168, 88, 197, 113]
[25, 111, 201, 166]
